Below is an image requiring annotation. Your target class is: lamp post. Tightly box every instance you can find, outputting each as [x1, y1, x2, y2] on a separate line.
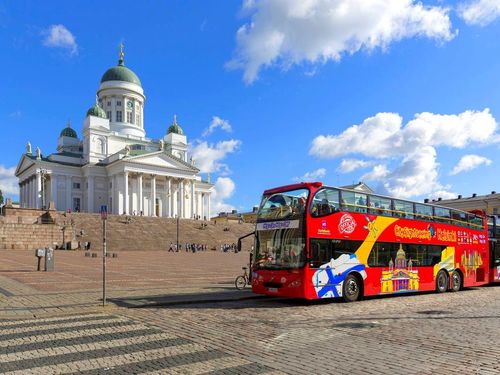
[39, 168, 48, 210]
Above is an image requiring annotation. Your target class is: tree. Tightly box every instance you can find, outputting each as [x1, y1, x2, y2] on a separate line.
[0, 189, 3, 206]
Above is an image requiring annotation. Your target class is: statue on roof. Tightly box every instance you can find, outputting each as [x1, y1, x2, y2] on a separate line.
[35, 147, 41, 159]
[124, 145, 130, 156]
[159, 139, 164, 151]
[26, 141, 32, 155]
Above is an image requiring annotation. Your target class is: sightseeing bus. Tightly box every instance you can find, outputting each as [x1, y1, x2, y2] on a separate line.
[251, 182, 490, 302]
[487, 216, 500, 283]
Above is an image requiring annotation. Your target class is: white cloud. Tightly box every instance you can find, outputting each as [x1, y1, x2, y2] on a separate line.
[0, 165, 18, 197]
[42, 24, 78, 55]
[450, 154, 492, 175]
[309, 109, 499, 198]
[229, 0, 454, 83]
[361, 164, 389, 182]
[292, 168, 326, 182]
[310, 109, 497, 159]
[211, 177, 236, 216]
[338, 159, 373, 173]
[458, 0, 500, 26]
[190, 139, 241, 174]
[202, 116, 233, 137]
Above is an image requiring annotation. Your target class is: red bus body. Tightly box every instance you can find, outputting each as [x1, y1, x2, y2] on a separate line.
[252, 182, 491, 300]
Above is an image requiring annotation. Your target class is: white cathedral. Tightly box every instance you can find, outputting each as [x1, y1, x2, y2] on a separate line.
[15, 46, 213, 219]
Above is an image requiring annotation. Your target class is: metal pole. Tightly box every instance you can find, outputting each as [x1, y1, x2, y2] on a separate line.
[102, 218, 107, 306]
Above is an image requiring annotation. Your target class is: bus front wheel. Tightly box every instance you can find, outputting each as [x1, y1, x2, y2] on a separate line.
[436, 270, 448, 293]
[342, 274, 362, 302]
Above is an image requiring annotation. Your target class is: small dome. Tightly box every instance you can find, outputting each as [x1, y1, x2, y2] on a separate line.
[168, 115, 184, 135]
[86, 103, 107, 119]
[100, 45, 141, 86]
[60, 120, 77, 138]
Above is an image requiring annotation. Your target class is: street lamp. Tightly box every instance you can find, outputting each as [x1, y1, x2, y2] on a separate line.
[39, 168, 48, 210]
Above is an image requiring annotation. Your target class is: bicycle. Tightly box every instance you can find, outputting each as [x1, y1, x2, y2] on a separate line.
[235, 267, 250, 290]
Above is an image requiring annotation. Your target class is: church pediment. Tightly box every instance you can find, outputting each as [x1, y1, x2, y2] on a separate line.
[15, 154, 36, 176]
[123, 151, 199, 172]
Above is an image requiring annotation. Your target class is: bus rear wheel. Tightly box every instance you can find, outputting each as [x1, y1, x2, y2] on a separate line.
[436, 270, 448, 293]
[450, 270, 462, 292]
[342, 274, 361, 302]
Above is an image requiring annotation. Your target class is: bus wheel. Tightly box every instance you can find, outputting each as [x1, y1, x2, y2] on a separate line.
[342, 274, 361, 302]
[436, 270, 448, 293]
[450, 271, 462, 292]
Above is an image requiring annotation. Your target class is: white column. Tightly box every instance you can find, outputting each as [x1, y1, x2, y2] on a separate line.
[207, 193, 211, 220]
[179, 180, 184, 218]
[167, 178, 172, 217]
[27, 179, 30, 208]
[35, 171, 42, 209]
[50, 175, 57, 209]
[150, 175, 156, 216]
[66, 176, 72, 211]
[124, 171, 129, 215]
[201, 193, 205, 220]
[191, 180, 195, 219]
[87, 175, 94, 213]
[138, 174, 143, 215]
[173, 183, 178, 218]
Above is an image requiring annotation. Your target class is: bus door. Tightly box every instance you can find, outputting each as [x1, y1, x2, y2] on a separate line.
[490, 239, 500, 282]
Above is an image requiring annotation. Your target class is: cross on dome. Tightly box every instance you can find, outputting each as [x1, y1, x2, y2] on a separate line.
[119, 42, 124, 65]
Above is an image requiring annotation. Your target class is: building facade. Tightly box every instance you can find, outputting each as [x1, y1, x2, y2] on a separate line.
[15, 47, 213, 218]
[431, 191, 500, 216]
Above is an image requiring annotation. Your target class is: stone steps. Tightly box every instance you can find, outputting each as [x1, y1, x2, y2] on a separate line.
[0, 208, 255, 252]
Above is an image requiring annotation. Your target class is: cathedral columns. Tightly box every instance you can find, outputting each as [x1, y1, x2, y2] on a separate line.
[36, 171, 42, 209]
[207, 193, 211, 220]
[167, 177, 172, 218]
[50, 174, 57, 209]
[150, 175, 156, 217]
[124, 171, 129, 215]
[66, 176, 72, 212]
[138, 173, 143, 215]
[190, 181, 195, 219]
[179, 180, 184, 219]
[201, 193, 205, 220]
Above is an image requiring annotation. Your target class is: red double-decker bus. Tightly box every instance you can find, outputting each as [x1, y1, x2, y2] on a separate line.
[251, 182, 490, 302]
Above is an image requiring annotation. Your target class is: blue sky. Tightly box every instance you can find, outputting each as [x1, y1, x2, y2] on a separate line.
[1, 0, 500, 214]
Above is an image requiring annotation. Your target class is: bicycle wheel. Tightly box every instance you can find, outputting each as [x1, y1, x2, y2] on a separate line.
[235, 276, 246, 290]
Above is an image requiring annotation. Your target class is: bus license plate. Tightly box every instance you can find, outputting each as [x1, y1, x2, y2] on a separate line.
[268, 287, 278, 293]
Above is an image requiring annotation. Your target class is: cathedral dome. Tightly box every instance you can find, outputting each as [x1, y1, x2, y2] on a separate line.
[86, 103, 107, 119]
[168, 115, 184, 135]
[60, 122, 77, 138]
[100, 46, 141, 87]
[101, 64, 141, 86]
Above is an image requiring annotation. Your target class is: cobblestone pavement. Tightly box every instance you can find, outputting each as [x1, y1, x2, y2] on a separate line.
[0, 286, 498, 374]
[0, 251, 499, 374]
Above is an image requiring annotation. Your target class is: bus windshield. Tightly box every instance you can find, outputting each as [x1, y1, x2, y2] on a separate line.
[255, 188, 308, 269]
[257, 188, 309, 221]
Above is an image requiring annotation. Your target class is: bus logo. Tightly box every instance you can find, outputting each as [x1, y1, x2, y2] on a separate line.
[338, 213, 356, 234]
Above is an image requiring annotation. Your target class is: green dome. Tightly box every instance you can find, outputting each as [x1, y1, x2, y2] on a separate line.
[101, 62, 141, 86]
[86, 103, 107, 119]
[168, 115, 184, 135]
[60, 122, 77, 138]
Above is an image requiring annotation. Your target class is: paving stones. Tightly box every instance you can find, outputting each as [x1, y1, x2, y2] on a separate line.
[0, 313, 277, 374]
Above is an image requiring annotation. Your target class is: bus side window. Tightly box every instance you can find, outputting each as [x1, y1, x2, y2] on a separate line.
[427, 245, 443, 265]
[309, 239, 330, 268]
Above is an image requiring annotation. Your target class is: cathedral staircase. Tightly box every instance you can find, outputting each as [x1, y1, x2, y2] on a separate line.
[0, 208, 255, 251]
